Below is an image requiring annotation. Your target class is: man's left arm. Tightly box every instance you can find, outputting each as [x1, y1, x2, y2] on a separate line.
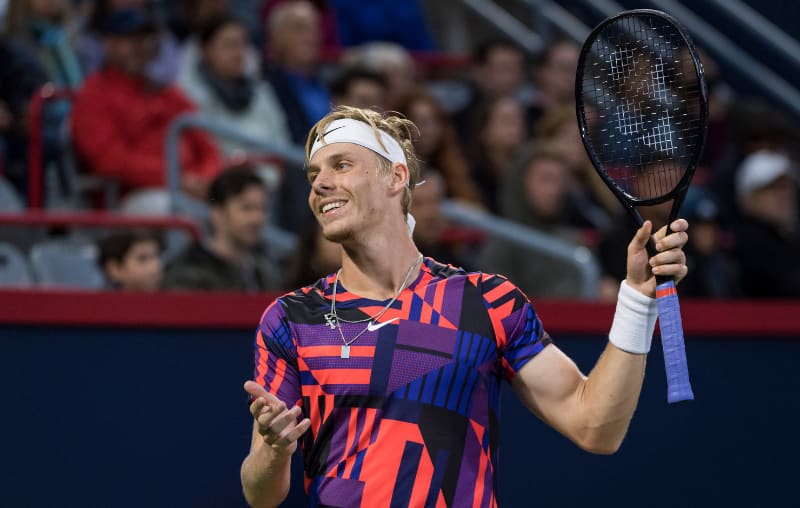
[511, 219, 689, 454]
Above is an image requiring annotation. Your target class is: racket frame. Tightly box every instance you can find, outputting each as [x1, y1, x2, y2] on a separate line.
[574, 8, 709, 228]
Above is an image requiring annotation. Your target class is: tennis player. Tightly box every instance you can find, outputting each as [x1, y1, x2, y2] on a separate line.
[241, 106, 689, 507]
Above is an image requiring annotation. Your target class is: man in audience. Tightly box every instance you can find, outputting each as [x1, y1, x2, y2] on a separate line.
[410, 171, 476, 271]
[97, 230, 164, 291]
[70, 7, 220, 199]
[330, 65, 388, 111]
[162, 168, 281, 292]
[452, 37, 528, 141]
[733, 151, 800, 297]
[264, 0, 330, 144]
[262, 0, 328, 237]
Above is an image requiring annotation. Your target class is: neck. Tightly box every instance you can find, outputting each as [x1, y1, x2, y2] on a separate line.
[209, 234, 249, 265]
[337, 221, 422, 300]
[487, 147, 511, 174]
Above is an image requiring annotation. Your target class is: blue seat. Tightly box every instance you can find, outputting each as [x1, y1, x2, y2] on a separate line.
[0, 242, 33, 287]
[29, 239, 105, 289]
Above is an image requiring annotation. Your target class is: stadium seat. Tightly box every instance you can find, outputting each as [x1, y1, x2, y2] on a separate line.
[0, 242, 33, 287]
[29, 239, 105, 289]
[0, 177, 24, 212]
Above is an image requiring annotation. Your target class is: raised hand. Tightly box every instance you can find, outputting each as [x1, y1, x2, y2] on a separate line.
[244, 380, 311, 456]
[626, 219, 690, 298]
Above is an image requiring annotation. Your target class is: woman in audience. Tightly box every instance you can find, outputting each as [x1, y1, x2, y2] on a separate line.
[533, 105, 617, 230]
[398, 88, 482, 206]
[467, 94, 527, 213]
[177, 14, 291, 157]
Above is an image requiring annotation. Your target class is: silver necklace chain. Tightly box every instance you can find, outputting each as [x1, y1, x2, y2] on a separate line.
[328, 254, 423, 357]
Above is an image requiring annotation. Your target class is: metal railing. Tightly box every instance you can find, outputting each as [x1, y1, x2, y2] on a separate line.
[523, 0, 590, 42]
[441, 200, 600, 299]
[164, 113, 306, 215]
[705, 0, 800, 70]
[460, 0, 544, 54]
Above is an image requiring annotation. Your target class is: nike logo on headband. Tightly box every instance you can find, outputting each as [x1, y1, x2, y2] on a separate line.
[318, 125, 345, 141]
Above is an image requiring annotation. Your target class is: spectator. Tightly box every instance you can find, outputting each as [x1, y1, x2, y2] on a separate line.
[264, 0, 330, 144]
[677, 188, 741, 298]
[478, 144, 586, 298]
[530, 39, 580, 124]
[0, 35, 47, 196]
[97, 230, 164, 291]
[4, 0, 83, 200]
[260, 0, 339, 52]
[262, 0, 326, 236]
[162, 167, 281, 292]
[342, 41, 415, 111]
[467, 95, 527, 213]
[3, 0, 82, 88]
[533, 105, 617, 229]
[329, 65, 388, 111]
[732, 151, 800, 297]
[81, 0, 182, 85]
[410, 171, 477, 270]
[710, 99, 799, 217]
[397, 88, 482, 205]
[452, 37, 531, 141]
[177, 14, 291, 157]
[170, 0, 263, 88]
[70, 7, 220, 199]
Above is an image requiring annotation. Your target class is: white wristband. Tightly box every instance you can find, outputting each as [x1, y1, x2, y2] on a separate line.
[608, 280, 658, 354]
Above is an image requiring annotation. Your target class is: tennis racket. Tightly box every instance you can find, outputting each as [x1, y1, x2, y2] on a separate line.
[575, 9, 707, 403]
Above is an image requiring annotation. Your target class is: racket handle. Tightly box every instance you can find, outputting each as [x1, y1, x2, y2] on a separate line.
[655, 279, 694, 403]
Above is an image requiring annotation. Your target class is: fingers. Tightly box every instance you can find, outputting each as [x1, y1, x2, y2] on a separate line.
[650, 219, 690, 283]
[262, 405, 303, 444]
[630, 220, 653, 252]
[648, 248, 687, 276]
[244, 381, 310, 452]
[244, 380, 273, 401]
[653, 219, 689, 243]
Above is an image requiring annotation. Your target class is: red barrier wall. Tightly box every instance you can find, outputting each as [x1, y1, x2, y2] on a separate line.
[1, 290, 797, 335]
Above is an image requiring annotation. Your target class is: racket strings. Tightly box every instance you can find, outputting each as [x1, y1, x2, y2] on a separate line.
[581, 15, 703, 201]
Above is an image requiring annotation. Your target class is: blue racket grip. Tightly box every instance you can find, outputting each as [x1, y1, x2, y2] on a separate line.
[655, 280, 694, 403]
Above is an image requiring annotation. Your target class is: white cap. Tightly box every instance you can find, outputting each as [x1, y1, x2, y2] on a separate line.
[736, 151, 795, 199]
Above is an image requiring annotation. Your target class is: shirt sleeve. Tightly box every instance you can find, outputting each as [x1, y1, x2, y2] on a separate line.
[253, 298, 302, 407]
[479, 273, 552, 381]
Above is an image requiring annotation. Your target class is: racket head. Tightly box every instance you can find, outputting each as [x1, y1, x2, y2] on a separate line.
[575, 9, 708, 207]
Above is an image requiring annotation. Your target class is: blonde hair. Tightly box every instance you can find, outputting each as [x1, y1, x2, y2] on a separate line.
[305, 105, 421, 214]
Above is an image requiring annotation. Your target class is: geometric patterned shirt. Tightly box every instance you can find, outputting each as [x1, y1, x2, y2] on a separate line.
[254, 258, 551, 507]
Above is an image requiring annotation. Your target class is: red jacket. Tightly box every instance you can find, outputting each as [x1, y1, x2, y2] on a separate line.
[71, 68, 220, 191]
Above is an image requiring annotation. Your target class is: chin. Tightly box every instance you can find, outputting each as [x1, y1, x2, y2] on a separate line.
[321, 224, 354, 244]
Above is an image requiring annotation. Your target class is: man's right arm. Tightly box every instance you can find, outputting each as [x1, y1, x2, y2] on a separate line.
[241, 381, 310, 508]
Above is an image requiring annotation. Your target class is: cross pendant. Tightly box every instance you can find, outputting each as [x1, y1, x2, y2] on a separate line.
[324, 312, 337, 329]
[340, 344, 351, 359]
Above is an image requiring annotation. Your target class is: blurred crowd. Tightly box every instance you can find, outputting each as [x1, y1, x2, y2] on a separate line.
[0, 0, 798, 299]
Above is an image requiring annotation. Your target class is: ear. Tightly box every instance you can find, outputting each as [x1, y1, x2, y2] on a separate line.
[209, 205, 225, 231]
[387, 162, 410, 197]
[105, 260, 123, 283]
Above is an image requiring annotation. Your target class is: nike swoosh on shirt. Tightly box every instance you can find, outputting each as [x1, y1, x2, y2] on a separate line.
[366, 317, 399, 332]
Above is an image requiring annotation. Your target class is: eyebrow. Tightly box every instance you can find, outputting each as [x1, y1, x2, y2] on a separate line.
[306, 151, 354, 173]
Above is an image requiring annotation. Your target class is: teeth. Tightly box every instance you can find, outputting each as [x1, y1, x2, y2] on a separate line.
[322, 201, 345, 213]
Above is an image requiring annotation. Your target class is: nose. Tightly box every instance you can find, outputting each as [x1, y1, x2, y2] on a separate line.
[311, 167, 335, 194]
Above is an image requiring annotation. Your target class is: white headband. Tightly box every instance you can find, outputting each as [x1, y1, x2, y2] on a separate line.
[309, 118, 408, 166]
